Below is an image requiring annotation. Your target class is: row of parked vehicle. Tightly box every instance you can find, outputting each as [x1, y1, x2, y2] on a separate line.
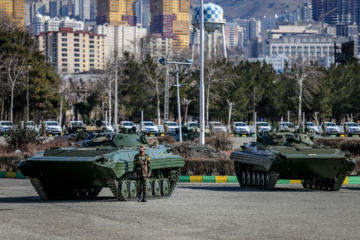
[2, 118, 360, 137]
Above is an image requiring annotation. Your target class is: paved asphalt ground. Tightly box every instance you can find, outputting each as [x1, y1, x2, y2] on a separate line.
[1, 179, 360, 240]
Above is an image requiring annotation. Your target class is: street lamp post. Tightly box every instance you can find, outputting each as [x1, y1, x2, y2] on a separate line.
[159, 58, 193, 142]
[199, 0, 205, 145]
[26, 66, 30, 122]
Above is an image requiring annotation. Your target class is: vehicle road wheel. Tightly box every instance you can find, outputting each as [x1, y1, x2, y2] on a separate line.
[260, 173, 265, 188]
[152, 179, 161, 197]
[250, 172, 256, 187]
[255, 172, 261, 187]
[128, 181, 137, 198]
[120, 181, 129, 200]
[241, 171, 247, 187]
[146, 180, 152, 197]
[264, 173, 270, 188]
[161, 179, 170, 196]
[246, 172, 251, 186]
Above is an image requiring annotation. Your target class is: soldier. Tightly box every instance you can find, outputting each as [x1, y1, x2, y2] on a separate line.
[344, 123, 348, 136]
[133, 145, 151, 202]
[164, 122, 168, 133]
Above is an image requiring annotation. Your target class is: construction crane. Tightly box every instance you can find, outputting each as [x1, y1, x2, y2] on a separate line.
[320, 7, 338, 34]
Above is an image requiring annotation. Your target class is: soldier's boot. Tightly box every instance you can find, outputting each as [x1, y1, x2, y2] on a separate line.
[137, 192, 142, 202]
[142, 191, 147, 202]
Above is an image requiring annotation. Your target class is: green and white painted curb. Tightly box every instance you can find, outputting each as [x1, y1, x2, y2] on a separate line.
[1, 172, 360, 185]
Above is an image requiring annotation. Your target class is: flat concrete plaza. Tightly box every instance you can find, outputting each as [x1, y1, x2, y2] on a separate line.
[0, 178, 360, 240]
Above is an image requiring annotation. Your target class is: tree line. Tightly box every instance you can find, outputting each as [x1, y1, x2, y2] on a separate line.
[1, 14, 360, 126]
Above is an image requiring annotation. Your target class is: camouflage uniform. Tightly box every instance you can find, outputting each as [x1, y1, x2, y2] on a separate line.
[134, 152, 151, 194]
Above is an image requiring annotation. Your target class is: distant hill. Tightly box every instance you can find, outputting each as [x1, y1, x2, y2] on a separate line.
[143, 0, 303, 20]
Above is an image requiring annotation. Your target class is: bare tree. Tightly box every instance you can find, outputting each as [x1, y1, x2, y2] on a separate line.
[182, 98, 192, 123]
[2, 53, 28, 122]
[286, 62, 322, 125]
[142, 62, 165, 125]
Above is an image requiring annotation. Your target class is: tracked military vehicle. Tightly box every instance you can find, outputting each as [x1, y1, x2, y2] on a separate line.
[18, 132, 184, 201]
[230, 131, 355, 191]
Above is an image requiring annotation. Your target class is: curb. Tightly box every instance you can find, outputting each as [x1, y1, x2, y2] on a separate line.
[1, 172, 360, 185]
[178, 175, 360, 185]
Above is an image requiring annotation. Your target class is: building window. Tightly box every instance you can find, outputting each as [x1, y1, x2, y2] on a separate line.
[89, 45, 94, 48]
[74, 39, 80, 42]
[52, 43, 57, 47]
[62, 33, 67, 36]
[62, 58, 67, 62]
[62, 43, 67, 47]
[74, 64, 80, 67]
[62, 48, 67, 52]
[62, 38, 67, 41]
[52, 53, 57, 57]
[89, 41, 94, 44]
[90, 54, 94, 58]
[75, 59, 80, 62]
[62, 53, 67, 57]
[74, 33, 79, 37]
[74, 54, 80, 57]
[74, 49, 80, 52]
[90, 64, 95, 67]
[89, 50, 94, 53]
[89, 36, 94, 39]
[74, 69, 80, 72]
[62, 63, 67, 67]
[90, 59, 94, 62]
[74, 44, 79, 47]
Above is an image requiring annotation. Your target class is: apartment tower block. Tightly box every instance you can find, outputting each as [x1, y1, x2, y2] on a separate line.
[96, 0, 138, 26]
[150, 0, 190, 51]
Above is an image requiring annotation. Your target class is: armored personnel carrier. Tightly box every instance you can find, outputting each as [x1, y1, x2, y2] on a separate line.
[18, 132, 184, 201]
[230, 131, 355, 191]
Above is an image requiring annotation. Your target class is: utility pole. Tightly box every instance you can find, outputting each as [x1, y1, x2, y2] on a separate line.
[114, 53, 118, 126]
[159, 58, 193, 142]
[164, 62, 169, 122]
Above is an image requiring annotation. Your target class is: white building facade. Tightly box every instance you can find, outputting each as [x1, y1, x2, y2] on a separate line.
[32, 13, 84, 35]
[96, 24, 147, 60]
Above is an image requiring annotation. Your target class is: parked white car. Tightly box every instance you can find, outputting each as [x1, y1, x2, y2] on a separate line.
[45, 121, 62, 135]
[102, 121, 114, 132]
[115, 121, 136, 133]
[185, 122, 200, 128]
[320, 122, 341, 136]
[0, 121, 14, 136]
[164, 121, 179, 134]
[256, 122, 271, 133]
[232, 122, 251, 136]
[305, 122, 320, 134]
[208, 121, 227, 133]
[21, 121, 39, 132]
[142, 121, 160, 136]
[343, 122, 360, 136]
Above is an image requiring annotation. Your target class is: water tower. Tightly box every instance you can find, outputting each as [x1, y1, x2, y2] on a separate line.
[192, 2, 227, 59]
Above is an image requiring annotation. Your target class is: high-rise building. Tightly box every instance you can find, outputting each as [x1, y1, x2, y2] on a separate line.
[30, 3, 47, 23]
[96, 0, 138, 26]
[133, 0, 142, 25]
[73, 0, 90, 21]
[312, 0, 359, 25]
[34, 27, 106, 73]
[96, 23, 147, 59]
[224, 22, 243, 49]
[150, 0, 190, 51]
[0, 0, 25, 27]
